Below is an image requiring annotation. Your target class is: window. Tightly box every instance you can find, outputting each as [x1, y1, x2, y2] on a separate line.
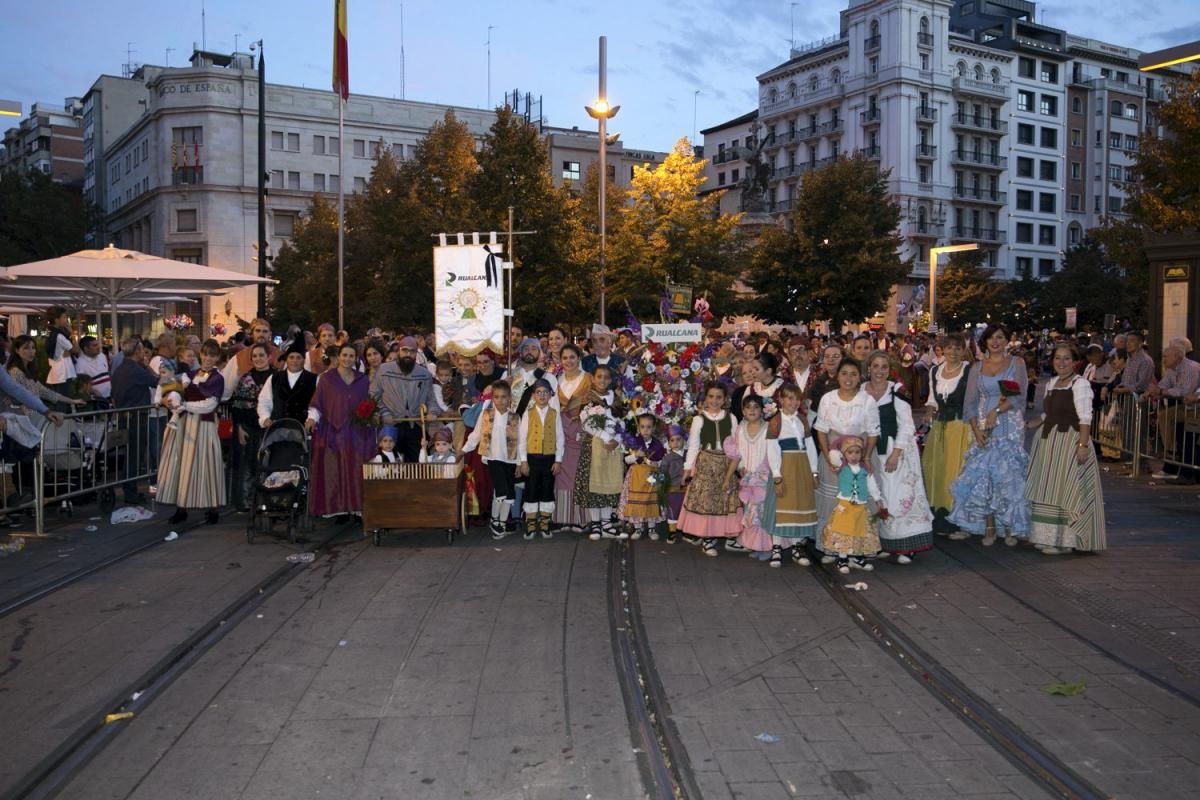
[1018, 90, 1034, 112]
[1095, 130, 1102, 146]
[141, 140, 148, 160]
[287, 171, 300, 190]
[1069, 224, 1082, 245]
[353, 176, 366, 192]
[313, 135, 326, 155]
[718, 171, 726, 186]
[1070, 128, 1081, 147]
[1108, 164, 1123, 180]
[330, 174, 340, 193]
[1071, 162, 1081, 179]
[353, 139, 366, 157]
[1070, 194, 1081, 211]
[173, 166, 202, 185]
[1040, 62, 1058, 83]
[369, 140, 381, 158]
[1116, 71, 1129, 83]
[176, 208, 198, 233]
[274, 212, 296, 237]
[731, 168, 740, 182]
[1039, 258, 1055, 277]
[1017, 157, 1034, 177]
[1126, 166, 1137, 182]
[1016, 190, 1033, 210]
[287, 132, 300, 152]
[1017, 123, 1035, 145]
[562, 161, 580, 180]
[869, 56, 878, 75]
[1072, 96, 1082, 114]
[1124, 103, 1138, 120]
[1108, 196, 1123, 213]
[918, 164, 930, 183]
[920, 53, 929, 71]
[270, 169, 284, 186]
[1040, 127, 1057, 148]
[270, 130, 284, 149]
[607, 164, 616, 182]
[314, 173, 326, 192]
[1039, 192, 1056, 213]
[1018, 57, 1036, 79]
[1095, 195, 1102, 212]
[1125, 134, 1138, 151]
[1039, 95, 1057, 116]
[1016, 257, 1032, 277]
[329, 136, 339, 154]
[1109, 132, 1122, 149]
[1039, 160, 1057, 181]
[1039, 225, 1056, 246]
[1111, 100, 1123, 117]
[1016, 222, 1033, 243]
[132, 147, 140, 167]
[124, 153, 131, 173]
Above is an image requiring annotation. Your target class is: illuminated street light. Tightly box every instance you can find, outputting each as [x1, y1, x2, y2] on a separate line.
[1138, 40, 1200, 72]
[584, 36, 620, 326]
[929, 243, 979, 332]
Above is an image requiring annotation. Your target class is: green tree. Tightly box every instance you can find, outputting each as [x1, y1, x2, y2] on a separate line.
[470, 107, 587, 329]
[1040, 238, 1134, 329]
[745, 154, 907, 330]
[936, 250, 1007, 329]
[0, 171, 93, 265]
[607, 139, 742, 320]
[267, 194, 340, 330]
[1124, 70, 1200, 232]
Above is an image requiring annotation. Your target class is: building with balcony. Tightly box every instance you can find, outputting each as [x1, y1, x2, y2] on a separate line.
[699, 110, 758, 216]
[80, 73, 157, 245]
[546, 126, 668, 195]
[0, 99, 85, 185]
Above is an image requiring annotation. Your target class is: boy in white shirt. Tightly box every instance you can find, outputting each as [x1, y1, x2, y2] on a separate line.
[517, 379, 563, 540]
[463, 381, 520, 539]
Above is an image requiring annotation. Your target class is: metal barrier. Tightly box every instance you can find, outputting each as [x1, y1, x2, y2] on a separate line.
[1138, 394, 1200, 475]
[32, 405, 158, 536]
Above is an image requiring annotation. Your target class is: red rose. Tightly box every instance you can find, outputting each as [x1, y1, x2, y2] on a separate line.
[355, 399, 377, 419]
[877, 508, 890, 520]
[998, 379, 1021, 397]
[641, 376, 656, 391]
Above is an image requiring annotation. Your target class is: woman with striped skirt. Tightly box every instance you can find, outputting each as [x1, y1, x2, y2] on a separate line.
[1024, 343, 1106, 554]
[159, 339, 226, 525]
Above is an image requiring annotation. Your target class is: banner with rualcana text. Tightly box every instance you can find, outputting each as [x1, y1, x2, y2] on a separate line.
[433, 244, 505, 357]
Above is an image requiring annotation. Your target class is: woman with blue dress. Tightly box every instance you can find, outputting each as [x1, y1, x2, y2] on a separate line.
[948, 324, 1031, 545]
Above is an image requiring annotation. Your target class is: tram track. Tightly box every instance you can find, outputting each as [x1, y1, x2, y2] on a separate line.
[0, 518, 359, 800]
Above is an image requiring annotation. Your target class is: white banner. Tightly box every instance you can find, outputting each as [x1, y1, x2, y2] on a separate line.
[642, 322, 703, 344]
[433, 244, 505, 357]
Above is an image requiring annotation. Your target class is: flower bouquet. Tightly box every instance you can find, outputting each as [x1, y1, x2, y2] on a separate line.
[998, 379, 1022, 398]
[581, 403, 619, 441]
[209, 322, 227, 336]
[351, 398, 378, 428]
[164, 314, 194, 331]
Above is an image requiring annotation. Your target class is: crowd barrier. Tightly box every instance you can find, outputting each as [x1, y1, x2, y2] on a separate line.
[1094, 391, 1200, 477]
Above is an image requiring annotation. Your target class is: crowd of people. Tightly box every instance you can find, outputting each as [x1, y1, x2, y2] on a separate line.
[6, 305, 1198, 561]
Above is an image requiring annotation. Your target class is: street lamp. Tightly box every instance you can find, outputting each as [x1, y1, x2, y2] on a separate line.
[584, 35, 619, 326]
[1138, 40, 1200, 72]
[928, 243, 979, 332]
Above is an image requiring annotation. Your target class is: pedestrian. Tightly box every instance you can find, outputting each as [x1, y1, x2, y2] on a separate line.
[922, 334, 974, 538]
[661, 425, 688, 543]
[462, 381, 520, 539]
[1146, 338, 1200, 480]
[576, 365, 626, 540]
[618, 412, 667, 541]
[1024, 342, 1106, 554]
[517, 378, 563, 539]
[581, 324, 626, 375]
[258, 338, 318, 427]
[553, 344, 590, 531]
[722, 394, 775, 561]
[820, 434, 884, 574]
[74, 335, 112, 409]
[305, 343, 377, 520]
[229, 343, 273, 512]
[43, 306, 78, 399]
[863, 351, 934, 564]
[306, 323, 338, 376]
[948, 324, 1031, 545]
[110, 336, 157, 504]
[369, 336, 434, 462]
[6, 335, 86, 413]
[158, 339, 226, 525]
[678, 380, 742, 557]
[767, 383, 818, 566]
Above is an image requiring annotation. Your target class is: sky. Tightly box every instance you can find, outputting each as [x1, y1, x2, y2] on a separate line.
[3, 0, 1200, 152]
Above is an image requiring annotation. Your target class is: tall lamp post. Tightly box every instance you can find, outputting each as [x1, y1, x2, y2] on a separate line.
[585, 35, 619, 327]
[928, 243, 978, 332]
[251, 40, 267, 318]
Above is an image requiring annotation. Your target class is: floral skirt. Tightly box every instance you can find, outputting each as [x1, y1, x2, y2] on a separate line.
[573, 436, 621, 509]
[678, 449, 741, 538]
[820, 500, 881, 557]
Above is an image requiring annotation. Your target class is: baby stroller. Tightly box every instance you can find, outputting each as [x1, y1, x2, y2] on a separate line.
[247, 418, 310, 543]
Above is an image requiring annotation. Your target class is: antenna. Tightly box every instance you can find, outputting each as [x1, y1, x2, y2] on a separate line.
[791, 2, 800, 51]
[201, 0, 207, 51]
[122, 42, 138, 78]
[234, 33, 241, 52]
[165, 46, 175, 66]
[487, 24, 496, 109]
[400, 3, 406, 100]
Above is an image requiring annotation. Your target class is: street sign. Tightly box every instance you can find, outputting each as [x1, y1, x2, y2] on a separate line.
[666, 283, 693, 316]
[642, 322, 703, 344]
[1065, 307, 1077, 331]
[927, 322, 938, 335]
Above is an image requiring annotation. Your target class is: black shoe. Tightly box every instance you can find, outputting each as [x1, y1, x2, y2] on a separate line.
[168, 508, 188, 524]
[666, 531, 678, 544]
[205, 510, 219, 525]
[769, 545, 783, 568]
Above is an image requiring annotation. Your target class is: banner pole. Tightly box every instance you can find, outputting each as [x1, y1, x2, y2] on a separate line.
[337, 97, 345, 331]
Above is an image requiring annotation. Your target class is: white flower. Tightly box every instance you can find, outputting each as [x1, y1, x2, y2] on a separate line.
[689, 360, 701, 372]
[681, 369, 691, 378]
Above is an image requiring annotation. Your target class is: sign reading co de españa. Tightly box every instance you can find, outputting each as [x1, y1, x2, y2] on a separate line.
[641, 323, 703, 344]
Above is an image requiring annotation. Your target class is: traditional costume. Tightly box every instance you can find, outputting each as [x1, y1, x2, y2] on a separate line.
[820, 435, 883, 572]
[308, 367, 376, 516]
[553, 370, 591, 530]
[768, 409, 819, 551]
[518, 380, 564, 537]
[463, 398, 520, 538]
[574, 389, 626, 539]
[678, 409, 742, 554]
[922, 362, 973, 534]
[618, 430, 667, 536]
[813, 389, 881, 546]
[869, 382, 934, 559]
[157, 368, 225, 510]
[660, 425, 688, 537]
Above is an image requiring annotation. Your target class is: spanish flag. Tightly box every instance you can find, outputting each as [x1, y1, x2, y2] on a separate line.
[333, 0, 349, 101]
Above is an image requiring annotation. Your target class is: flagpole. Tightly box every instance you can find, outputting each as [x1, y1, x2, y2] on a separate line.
[337, 96, 345, 332]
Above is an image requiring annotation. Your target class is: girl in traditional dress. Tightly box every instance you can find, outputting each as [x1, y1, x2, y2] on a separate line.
[159, 339, 226, 525]
[575, 365, 626, 540]
[949, 324, 1031, 545]
[722, 394, 776, 561]
[553, 344, 590, 531]
[863, 351, 934, 564]
[661, 425, 688, 543]
[1025, 344, 1107, 554]
[767, 383, 818, 567]
[229, 343, 274, 512]
[813, 359, 880, 563]
[304, 343, 377, 519]
[922, 334, 973, 538]
[678, 381, 742, 557]
[619, 413, 667, 540]
[820, 434, 885, 573]
[731, 352, 784, 422]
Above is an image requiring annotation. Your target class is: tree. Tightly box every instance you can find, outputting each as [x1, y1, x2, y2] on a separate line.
[607, 139, 742, 320]
[1124, 70, 1200, 232]
[267, 194, 340, 330]
[1041, 238, 1135, 329]
[936, 250, 1007, 328]
[0, 171, 93, 265]
[470, 107, 587, 329]
[745, 154, 908, 330]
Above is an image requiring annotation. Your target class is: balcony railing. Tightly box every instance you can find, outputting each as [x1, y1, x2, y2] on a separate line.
[951, 112, 1008, 133]
[950, 149, 1007, 169]
[953, 186, 1007, 204]
[762, 82, 846, 115]
[712, 149, 741, 164]
[915, 144, 937, 160]
[771, 198, 793, 213]
[860, 145, 881, 160]
[861, 107, 881, 125]
[951, 226, 1006, 243]
[865, 34, 881, 51]
[916, 106, 937, 123]
[796, 125, 820, 141]
[819, 118, 843, 135]
[917, 32, 934, 48]
[909, 222, 944, 237]
[952, 76, 1010, 99]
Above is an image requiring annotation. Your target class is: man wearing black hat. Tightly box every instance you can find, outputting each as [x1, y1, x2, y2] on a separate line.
[258, 337, 317, 428]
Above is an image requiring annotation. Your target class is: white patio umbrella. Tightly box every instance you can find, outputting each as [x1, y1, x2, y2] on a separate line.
[1, 245, 274, 340]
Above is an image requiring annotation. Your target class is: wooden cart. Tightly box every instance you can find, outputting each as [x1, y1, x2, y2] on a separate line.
[362, 462, 466, 546]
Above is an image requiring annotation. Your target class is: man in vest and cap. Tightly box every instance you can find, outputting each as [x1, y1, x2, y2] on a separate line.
[509, 337, 558, 416]
[258, 337, 317, 428]
[582, 324, 626, 375]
